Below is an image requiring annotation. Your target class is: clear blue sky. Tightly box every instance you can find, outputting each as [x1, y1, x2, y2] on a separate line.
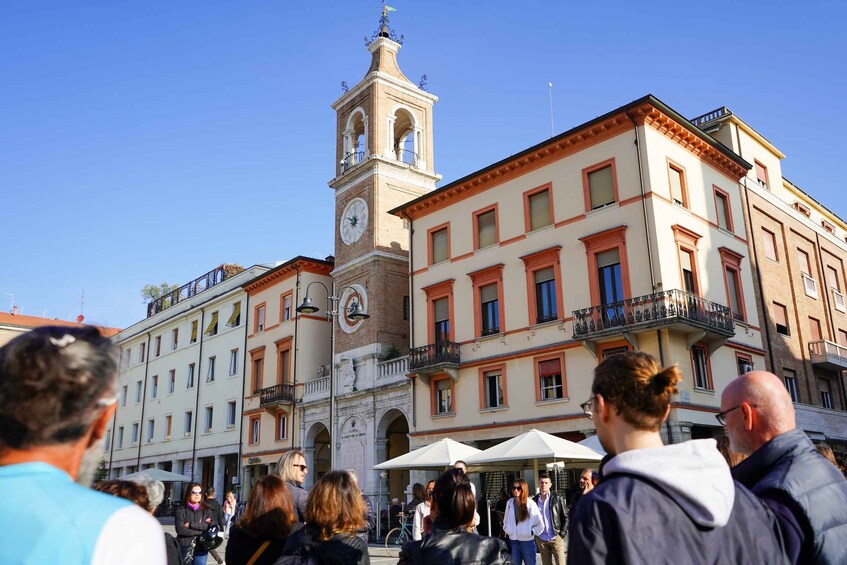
[2, 1, 845, 329]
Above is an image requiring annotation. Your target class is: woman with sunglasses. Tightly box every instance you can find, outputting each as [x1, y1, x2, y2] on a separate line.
[503, 478, 543, 565]
[412, 479, 436, 540]
[175, 482, 216, 565]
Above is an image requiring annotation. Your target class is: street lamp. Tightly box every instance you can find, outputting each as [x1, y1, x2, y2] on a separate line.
[296, 280, 369, 469]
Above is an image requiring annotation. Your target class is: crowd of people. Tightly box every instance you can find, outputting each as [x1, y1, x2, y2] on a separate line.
[2, 325, 847, 564]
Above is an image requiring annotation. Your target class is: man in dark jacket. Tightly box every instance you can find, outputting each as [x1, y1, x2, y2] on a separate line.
[722, 371, 847, 564]
[533, 472, 567, 565]
[204, 487, 225, 565]
[567, 468, 594, 526]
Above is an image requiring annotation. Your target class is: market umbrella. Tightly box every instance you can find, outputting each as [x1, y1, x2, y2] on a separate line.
[577, 434, 607, 456]
[373, 437, 481, 470]
[464, 428, 603, 475]
[120, 468, 192, 482]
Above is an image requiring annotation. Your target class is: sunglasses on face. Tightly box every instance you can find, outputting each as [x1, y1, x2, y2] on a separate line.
[512, 486, 522, 491]
[190, 491, 202, 495]
[292, 464, 308, 471]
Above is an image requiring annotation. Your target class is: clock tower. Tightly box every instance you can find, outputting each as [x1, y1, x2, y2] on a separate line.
[321, 10, 439, 492]
[330, 12, 439, 355]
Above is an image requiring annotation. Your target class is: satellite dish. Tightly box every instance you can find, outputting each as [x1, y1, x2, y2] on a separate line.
[76, 314, 85, 323]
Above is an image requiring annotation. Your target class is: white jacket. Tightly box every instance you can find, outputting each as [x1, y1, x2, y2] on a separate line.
[503, 497, 544, 541]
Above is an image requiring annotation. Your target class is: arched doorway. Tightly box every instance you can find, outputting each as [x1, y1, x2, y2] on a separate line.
[376, 409, 409, 506]
[305, 422, 330, 487]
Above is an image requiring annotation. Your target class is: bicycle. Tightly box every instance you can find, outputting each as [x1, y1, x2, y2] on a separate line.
[384, 513, 414, 557]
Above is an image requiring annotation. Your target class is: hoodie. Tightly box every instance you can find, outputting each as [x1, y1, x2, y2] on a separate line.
[568, 439, 788, 565]
[602, 438, 735, 528]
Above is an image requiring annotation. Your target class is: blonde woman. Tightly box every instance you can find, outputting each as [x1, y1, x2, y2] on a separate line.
[503, 478, 543, 565]
[223, 491, 237, 539]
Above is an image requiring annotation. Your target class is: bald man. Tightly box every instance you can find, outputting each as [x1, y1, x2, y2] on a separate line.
[720, 370, 847, 564]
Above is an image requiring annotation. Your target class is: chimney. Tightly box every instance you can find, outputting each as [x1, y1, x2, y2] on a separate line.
[12, 306, 18, 315]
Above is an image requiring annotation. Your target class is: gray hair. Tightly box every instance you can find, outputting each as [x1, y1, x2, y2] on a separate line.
[0, 326, 117, 451]
[274, 450, 306, 484]
[130, 478, 165, 511]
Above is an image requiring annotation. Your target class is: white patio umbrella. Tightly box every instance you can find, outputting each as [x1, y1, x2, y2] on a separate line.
[120, 468, 192, 482]
[464, 428, 603, 475]
[578, 434, 607, 456]
[373, 437, 481, 470]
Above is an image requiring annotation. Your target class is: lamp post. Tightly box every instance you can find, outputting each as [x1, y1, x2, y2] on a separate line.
[296, 280, 369, 469]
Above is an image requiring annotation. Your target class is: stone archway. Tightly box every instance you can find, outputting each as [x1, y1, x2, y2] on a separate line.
[376, 409, 409, 505]
[305, 421, 330, 488]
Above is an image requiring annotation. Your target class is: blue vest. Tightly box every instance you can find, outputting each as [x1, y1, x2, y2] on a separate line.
[0, 462, 131, 564]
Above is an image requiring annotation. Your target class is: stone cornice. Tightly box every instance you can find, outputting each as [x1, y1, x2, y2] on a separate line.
[629, 103, 749, 180]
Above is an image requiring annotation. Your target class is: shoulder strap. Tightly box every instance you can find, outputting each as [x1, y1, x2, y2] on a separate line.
[247, 540, 271, 565]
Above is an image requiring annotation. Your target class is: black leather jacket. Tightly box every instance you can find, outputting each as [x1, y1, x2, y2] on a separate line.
[399, 519, 512, 565]
[174, 504, 215, 548]
[533, 492, 568, 539]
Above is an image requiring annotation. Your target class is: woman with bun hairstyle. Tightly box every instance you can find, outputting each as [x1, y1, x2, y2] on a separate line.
[502, 477, 543, 565]
[568, 351, 787, 564]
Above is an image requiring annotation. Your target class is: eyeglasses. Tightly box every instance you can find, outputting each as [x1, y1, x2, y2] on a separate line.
[292, 464, 308, 471]
[715, 403, 755, 426]
[512, 485, 522, 491]
[190, 490, 202, 495]
[581, 395, 597, 419]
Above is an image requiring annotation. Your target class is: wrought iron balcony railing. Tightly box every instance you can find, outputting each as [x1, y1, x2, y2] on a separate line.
[341, 151, 365, 173]
[146, 264, 243, 318]
[572, 289, 734, 340]
[409, 341, 460, 371]
[259, 383, 294, 406]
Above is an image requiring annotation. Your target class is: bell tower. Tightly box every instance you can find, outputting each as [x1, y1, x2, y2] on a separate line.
[329, 9, 439, 357]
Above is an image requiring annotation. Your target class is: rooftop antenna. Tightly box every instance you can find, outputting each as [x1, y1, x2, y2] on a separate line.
[4, 292, 13, 313]
[548, 82, 555, 138]
[76, 290, 85, 323]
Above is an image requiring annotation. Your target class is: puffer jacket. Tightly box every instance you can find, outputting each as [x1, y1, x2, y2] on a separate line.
[398, 518, 511, 565]
[277, 525, 369, 565]
[174, 504, 216, 548]
[732, 428, 847, 564]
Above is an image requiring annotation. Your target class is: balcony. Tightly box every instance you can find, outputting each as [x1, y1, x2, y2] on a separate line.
[572, 289, 735, 356]
[809, 340, 847, 371]
[259, 383, 294, 411]
[341, 150, 365, 173]
[302, 376, 329, 402]
[377, 355, 409, 387]
[409, 341, 460, 383]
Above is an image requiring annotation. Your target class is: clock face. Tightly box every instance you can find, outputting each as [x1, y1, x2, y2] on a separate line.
[340, 198, 368, 245]
[339, 285, 367, 334]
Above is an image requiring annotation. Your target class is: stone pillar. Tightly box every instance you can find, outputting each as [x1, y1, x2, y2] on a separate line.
[374, 438, 388, 506]
[303, 447, 316, 489]
[213, 455, 224, 501]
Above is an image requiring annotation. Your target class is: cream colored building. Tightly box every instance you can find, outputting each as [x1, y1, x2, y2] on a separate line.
[239, 256, 333, 498]
[695, 107, 847, 450]
[106, 264, 270, 499]
[391, 95, 767, 489]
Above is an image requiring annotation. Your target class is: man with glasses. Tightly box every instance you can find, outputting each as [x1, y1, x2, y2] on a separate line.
[0, 326, 166, 564]
[720, 370, 847, 564]
[533, 473, 567, 565]
[274, 449, 309, 522]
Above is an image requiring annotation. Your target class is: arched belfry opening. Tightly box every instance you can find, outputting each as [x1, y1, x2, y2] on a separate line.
[342, 108, 368, 173]
[389, 106, 420, 167]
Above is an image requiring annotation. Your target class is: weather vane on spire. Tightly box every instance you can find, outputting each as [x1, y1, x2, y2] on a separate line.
[365, 2, 403, 46]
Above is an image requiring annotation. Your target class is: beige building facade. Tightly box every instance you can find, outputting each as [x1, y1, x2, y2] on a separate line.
[107, 264, 270, 501]
[239, 256, 333, 498]
[392, 95, 769, 494]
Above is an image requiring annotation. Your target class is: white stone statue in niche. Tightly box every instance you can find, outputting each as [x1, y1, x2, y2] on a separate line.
[338, 358, 356, 390]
